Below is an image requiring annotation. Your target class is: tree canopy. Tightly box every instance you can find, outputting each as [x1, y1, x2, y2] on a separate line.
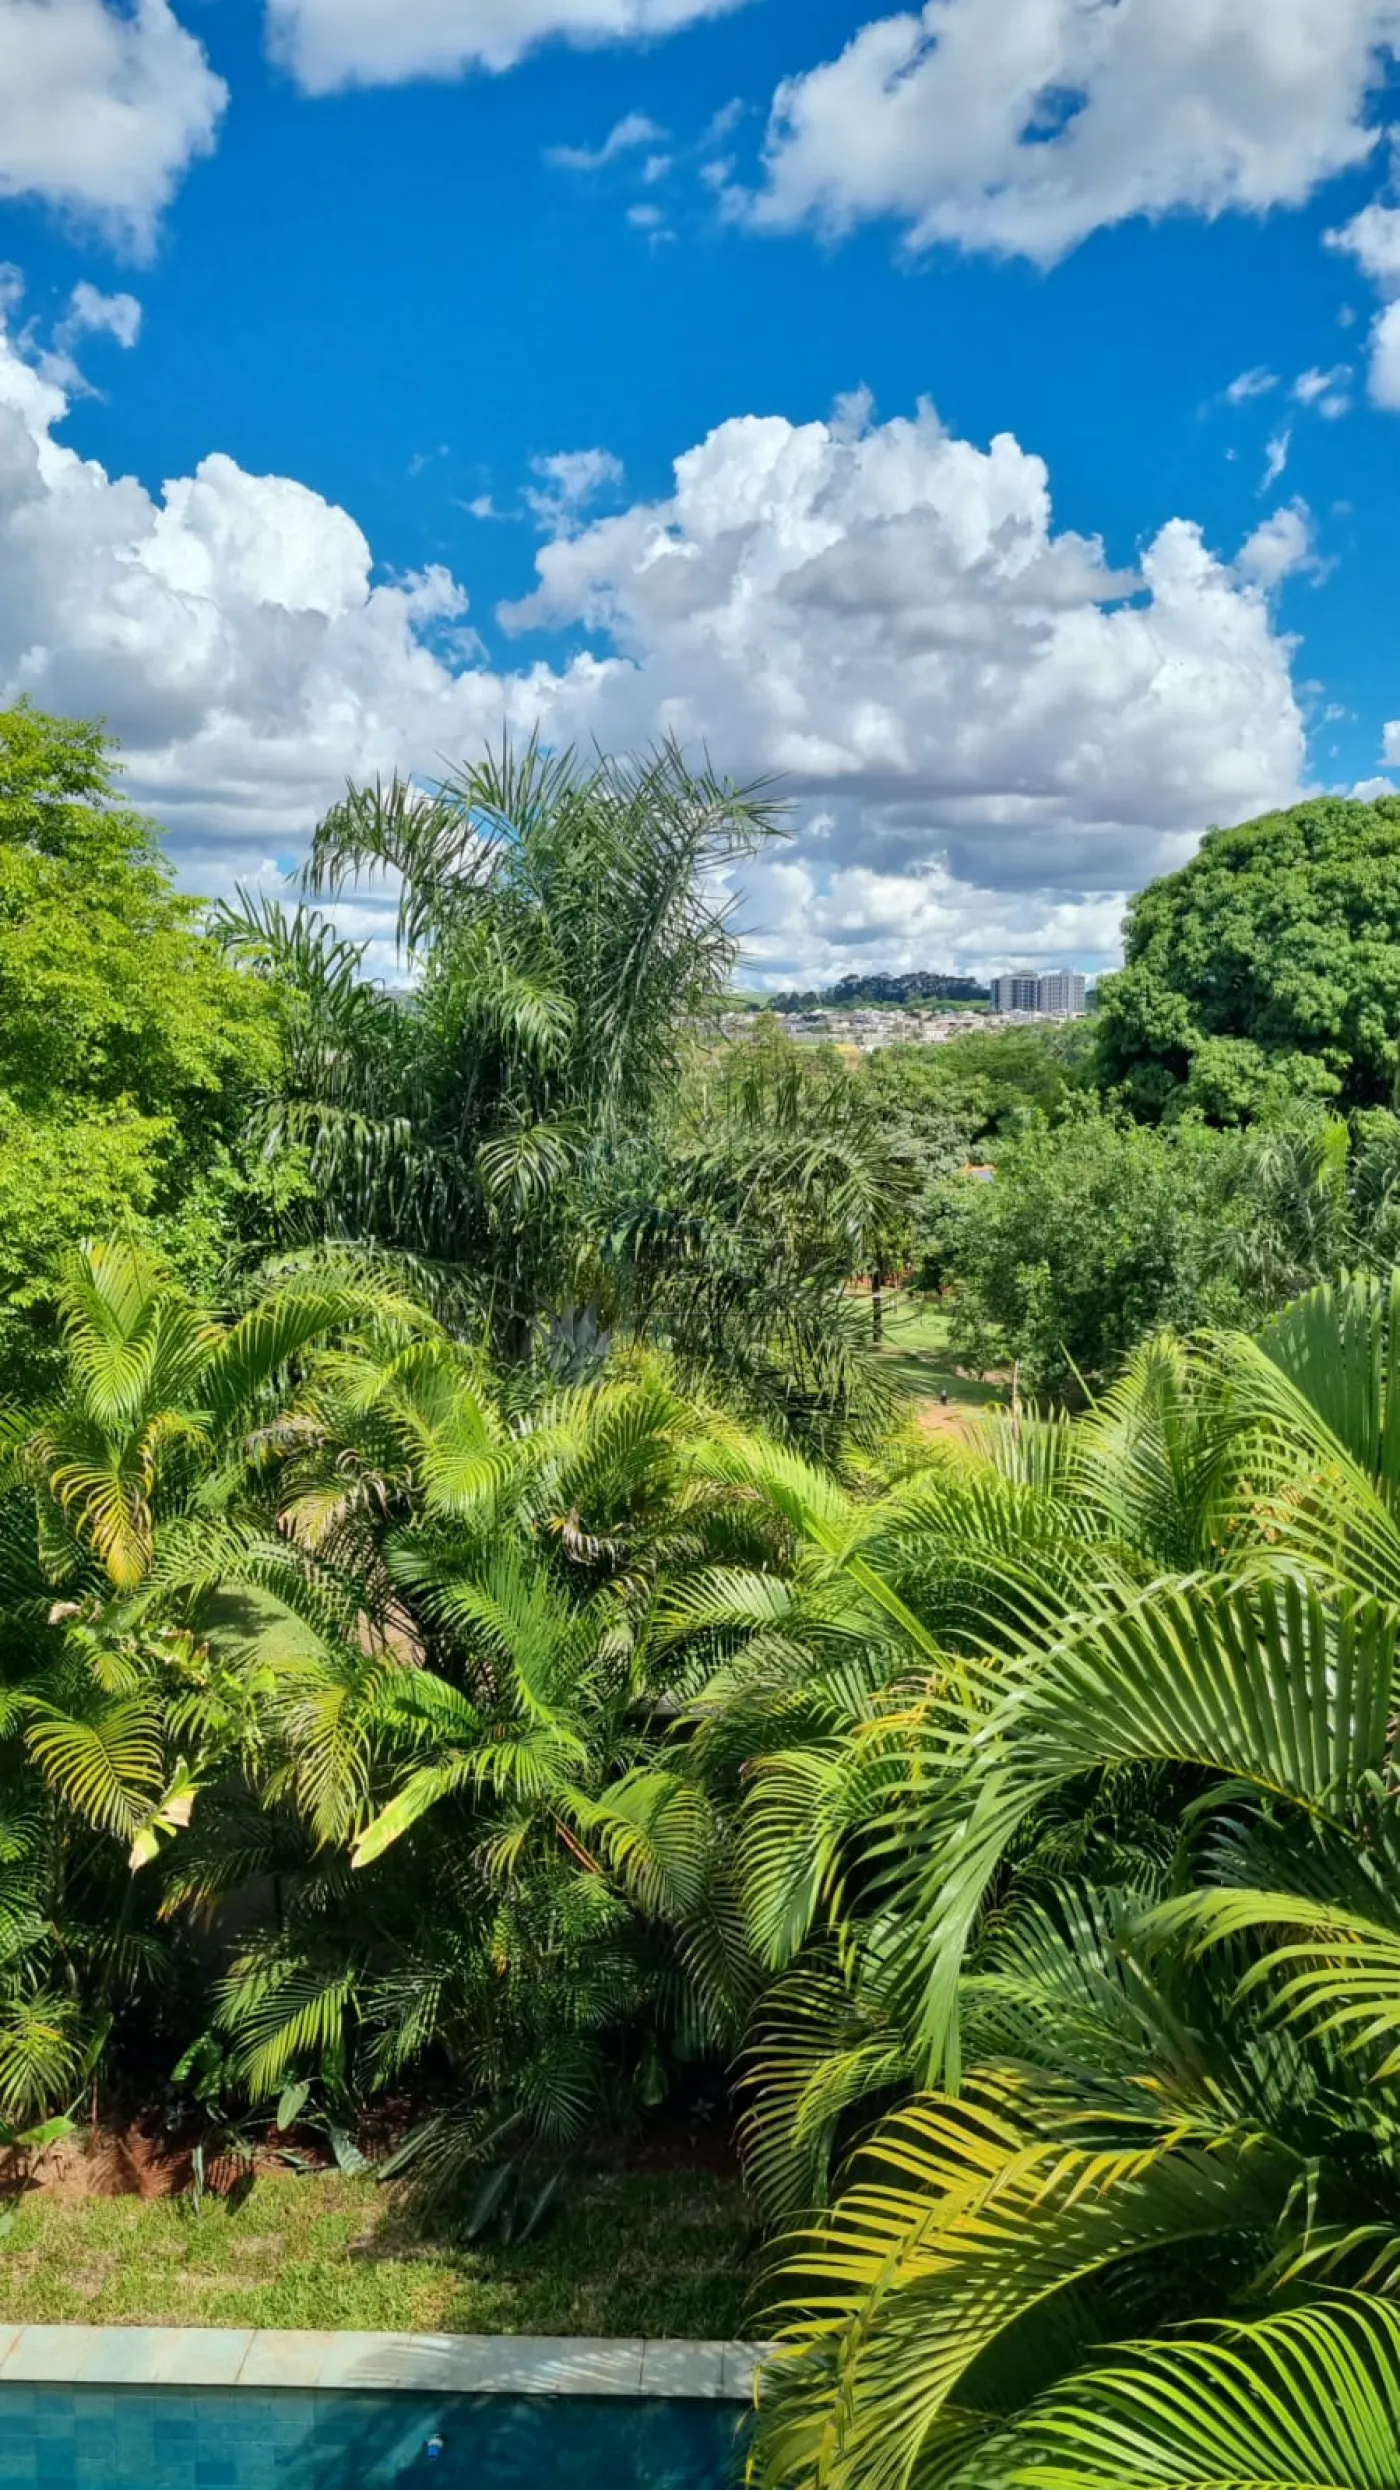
[0, 702, 281, 1384]
[1095, 793, 1400, 1119]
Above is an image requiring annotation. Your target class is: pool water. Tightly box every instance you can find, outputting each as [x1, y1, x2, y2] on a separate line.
[0, 2386, 745, 2488]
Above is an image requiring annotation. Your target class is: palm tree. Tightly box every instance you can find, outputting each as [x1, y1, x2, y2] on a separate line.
[738, 1273, 1400, 2488]
[219, 739, 783, 1362]
[621, 1027, 921, 1450]
[0, 1238, 425, 2119]
[198, 1338, 757, 2174]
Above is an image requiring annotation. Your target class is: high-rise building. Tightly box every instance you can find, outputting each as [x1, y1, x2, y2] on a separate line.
[990, 973, 1041, 1012]
[990, 970, 1087, 1018]
[1036, 971, 1087, 1018]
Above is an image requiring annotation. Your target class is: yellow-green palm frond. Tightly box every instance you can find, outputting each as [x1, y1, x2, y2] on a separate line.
[1003, 2294, 1400, 2490]
[25, 1694, 164, 1840]
[217, 1951, 359, 2099]
[753, 2077, 1295, 2490]
[864, 1570, 1400, 2084]
[1148, 1884, 1400, 2082]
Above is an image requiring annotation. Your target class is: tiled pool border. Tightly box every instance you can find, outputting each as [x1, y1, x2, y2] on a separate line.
[0, 2329, 761, 2400]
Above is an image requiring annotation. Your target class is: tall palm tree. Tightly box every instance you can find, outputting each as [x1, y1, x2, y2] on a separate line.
[219, 739, 783, 1360]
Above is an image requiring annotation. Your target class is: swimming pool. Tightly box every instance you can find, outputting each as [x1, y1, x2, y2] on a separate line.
[0, 2384, 745, 2487]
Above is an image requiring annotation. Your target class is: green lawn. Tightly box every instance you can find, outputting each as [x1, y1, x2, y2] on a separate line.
[874, 1293, 1004, 1411]
[0, 2164, 754, 2338]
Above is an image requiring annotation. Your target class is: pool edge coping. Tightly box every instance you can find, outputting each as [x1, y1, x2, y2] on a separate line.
[0, 2326, 765, 2400]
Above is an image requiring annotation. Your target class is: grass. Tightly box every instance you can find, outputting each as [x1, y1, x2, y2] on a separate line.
[873, 1293, 1004, 1411]
[0, 2164, 754, 2338]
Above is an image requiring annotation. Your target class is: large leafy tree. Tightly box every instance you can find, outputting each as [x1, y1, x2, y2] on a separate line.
[859, 1023, 1094, 1160]
[1095, 793, 1400, 1120]
[927, 1097, 1244, 1395]
[0, 702, 283, 1390]
[931, 1097, 1400, 1396]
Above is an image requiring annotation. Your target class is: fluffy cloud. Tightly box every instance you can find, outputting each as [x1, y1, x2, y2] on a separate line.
[1329, 203, 1400, 406]
[265, 0, 749, 91]
[747, 0, 1400, 264]
[502, 406, 1305, 911]
[1292, 363, 1352, 415]
[57, 282, 142, 353]
[1236, 500, 1318, 586]
[0, 0, 225, 250]
[0, 315, 1304, 980]
[523, 447, 625, 530]
[735, 854, 1130, 990]
[33, 280, 144, 395]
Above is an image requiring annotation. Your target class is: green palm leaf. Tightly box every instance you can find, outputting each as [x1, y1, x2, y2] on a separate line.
[874, 1572, 1400, 2080]
[754, 2080, 1295, 2490]
[1005, 2295, 1400, 2490]
[1149, 1886, 1400, 2080]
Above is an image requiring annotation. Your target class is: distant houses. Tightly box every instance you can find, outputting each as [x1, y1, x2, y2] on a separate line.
[718, 976, 1089, 1054]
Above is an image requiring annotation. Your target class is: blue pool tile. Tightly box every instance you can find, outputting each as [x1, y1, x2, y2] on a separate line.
[0, 2385, 744, 2489]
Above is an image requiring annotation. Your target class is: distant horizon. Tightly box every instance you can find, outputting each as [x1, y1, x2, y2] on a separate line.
[732, 967, 1098, 1001]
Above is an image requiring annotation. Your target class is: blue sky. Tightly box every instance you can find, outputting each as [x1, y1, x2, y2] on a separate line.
[4, 0, 1400, 985]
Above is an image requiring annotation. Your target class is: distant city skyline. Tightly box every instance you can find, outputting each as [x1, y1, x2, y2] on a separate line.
[752, 965, 1092, 1006]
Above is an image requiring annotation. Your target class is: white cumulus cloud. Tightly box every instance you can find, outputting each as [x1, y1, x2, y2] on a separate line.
[746, 0, 1400, 264]
[0, 316, 1304, 981]
[0, 0, 226, 251]
[57, 282, 143, 353]
[265, 0, 750, 92]
[1329, 202, 1400, 406]
[499, 403, 1305, 923]
[1236, 499, 1318, 586]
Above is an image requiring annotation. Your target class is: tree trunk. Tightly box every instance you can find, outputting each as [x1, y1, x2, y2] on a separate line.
[871, 1273, 883, 1344]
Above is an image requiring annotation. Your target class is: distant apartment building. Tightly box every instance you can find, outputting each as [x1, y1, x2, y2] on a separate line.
[989, 970, 1087, 1018]
[1036, 971, 1087, 1017]
[989, 973, 1040, 1012]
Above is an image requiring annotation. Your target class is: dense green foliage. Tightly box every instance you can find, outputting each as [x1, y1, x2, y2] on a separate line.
[859, 1018, 1093, 1156]
[922, 1101, 1400, 1395]
[0, 704, 283, 1386]
[766, 971, 989, 1008]
[1096, 792, 1400, 1119]
[926, 1096, 1240, 1391]
[5, 703, 1400, 2480]
[746, 1280, 1400, 2487]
